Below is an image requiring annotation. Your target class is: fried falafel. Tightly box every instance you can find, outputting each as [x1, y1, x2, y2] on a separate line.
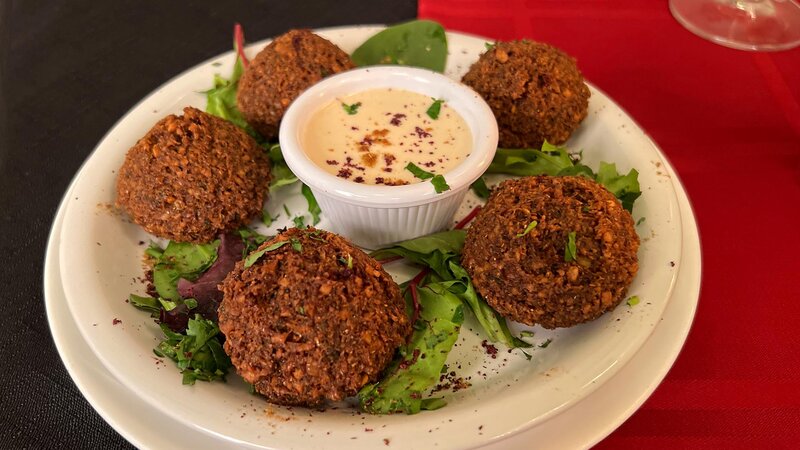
[218, 227, 411, 407]
[115, 107, 271, 243]
[237, 29, 356, 140]
[462, 40, 590, 149]
[462, 176, 639, 329]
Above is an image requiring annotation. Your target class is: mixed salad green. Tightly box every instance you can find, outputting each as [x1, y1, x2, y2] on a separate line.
[127, 20, 642, 413]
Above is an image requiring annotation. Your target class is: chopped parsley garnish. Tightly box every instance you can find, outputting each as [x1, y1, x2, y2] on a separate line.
[290, 237, 303, 252]
[405, 162, 434, 179]
[627, 296, 640, 307]
[237, 227, 269, 255]
[405, 162, 450, 193]
[183, 298, 198, 309]
[261, 210, 278, 227]
[636, 217, 646, 226]
[519, 330, 535, 338]
[521, 350, 533, 361]
[305, 230, 326, 242]
[538, 338, 552, 348]
[282, 204, 291, 216]
[426, 98, 444, 119]
[338, 254, 353, 269]
[243, 240, 290, 267]
[564, 231, 577, 262]
[516, 220, 538, 238]
[292, 215, 306, 228]
[485, 42, 495, 51]
[430, 175, 450, 193]
[153, 315, 232, 385]
[342, 101, 362, 115]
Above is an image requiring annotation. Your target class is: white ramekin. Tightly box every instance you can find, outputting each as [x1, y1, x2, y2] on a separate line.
[279, 66, 498, 249]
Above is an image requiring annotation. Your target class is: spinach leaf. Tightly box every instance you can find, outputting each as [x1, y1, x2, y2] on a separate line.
[351, 20, 448, 72]
[470, 176, 490, 199]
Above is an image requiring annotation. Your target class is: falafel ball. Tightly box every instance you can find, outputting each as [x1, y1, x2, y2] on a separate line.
[237, 29, 355, 140]
[219, 227, 411, 407]
[462, 176, 639, 329]
[116, 107, 271, 243]
[461, 40, 590, 149]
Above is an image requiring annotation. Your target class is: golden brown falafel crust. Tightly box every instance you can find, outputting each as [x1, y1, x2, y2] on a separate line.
[461, 40, 590, 149]
[237, 29, 355, 140]
[218, 228, 411, 407]
[461, 176, 638, 329]
[115, 107, 271, 243]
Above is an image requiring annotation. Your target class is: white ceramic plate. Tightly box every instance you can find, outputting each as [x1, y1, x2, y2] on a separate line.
[45, 154, 700, 449]
[55, 26, 690, 449]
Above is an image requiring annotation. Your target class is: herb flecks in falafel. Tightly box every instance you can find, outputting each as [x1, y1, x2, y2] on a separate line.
[462, 176, 639, 329]
[219, 227, 411, 407]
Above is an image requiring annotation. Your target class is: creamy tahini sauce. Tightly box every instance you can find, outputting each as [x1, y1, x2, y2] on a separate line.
[302, 88, 472, 186]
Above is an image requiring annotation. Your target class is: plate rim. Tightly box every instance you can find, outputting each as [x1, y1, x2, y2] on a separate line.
[44, 154, 701, 450]
[50, 25, 696, 449]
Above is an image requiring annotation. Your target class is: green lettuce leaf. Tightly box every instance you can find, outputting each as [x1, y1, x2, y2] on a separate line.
[487, 142, 642, 212]
[301, 184, 322, 225]
[204, 34, 260, 140]
[470, 176, 490, 199]
[371, 230, 528, 349]
[153, 315, 232, 385]
[268, 143, 299, 190]
[358, 284, 464, 414]
[151, 240, 220, 301]
[371, 230, 465, 280]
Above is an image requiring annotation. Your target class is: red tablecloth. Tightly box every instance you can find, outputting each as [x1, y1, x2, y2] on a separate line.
[419, 0, 800, 448]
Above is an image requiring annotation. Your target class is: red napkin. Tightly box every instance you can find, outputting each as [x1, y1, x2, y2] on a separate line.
[419, 0, 800, 448]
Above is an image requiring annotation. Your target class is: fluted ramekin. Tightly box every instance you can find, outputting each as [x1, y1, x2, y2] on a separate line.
[279, 66, 498, 249]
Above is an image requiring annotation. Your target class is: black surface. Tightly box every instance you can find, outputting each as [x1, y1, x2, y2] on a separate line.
[0, 1, 416, 448]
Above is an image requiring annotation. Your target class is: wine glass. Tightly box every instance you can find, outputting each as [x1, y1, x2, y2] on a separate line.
[670, 0, 800, 51]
